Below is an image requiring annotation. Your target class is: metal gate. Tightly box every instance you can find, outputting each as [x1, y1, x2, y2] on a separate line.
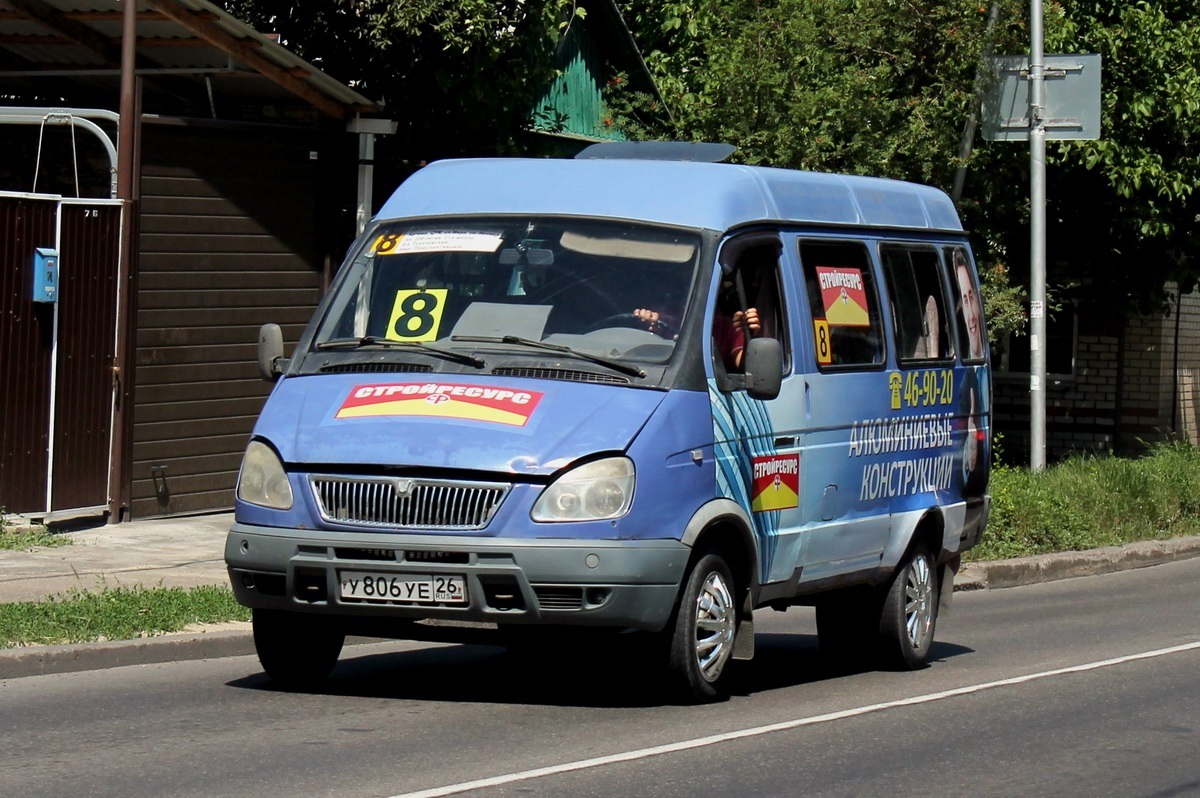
[0, 192, 123, 518]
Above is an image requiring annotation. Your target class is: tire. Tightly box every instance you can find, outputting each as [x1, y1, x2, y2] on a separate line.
[877, 549, 939, 669]
[252, 608, 345, 689]
[665, 551, 738, 703]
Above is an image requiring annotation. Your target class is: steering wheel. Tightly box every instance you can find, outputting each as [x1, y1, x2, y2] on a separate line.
[585, 312, 643, 332]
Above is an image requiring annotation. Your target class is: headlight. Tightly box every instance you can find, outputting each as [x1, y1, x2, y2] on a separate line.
[237, 440, 294, 510]
[531, 457, 635, 522]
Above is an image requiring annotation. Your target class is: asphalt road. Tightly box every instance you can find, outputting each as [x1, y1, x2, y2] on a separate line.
[2, 558, 1198, 798]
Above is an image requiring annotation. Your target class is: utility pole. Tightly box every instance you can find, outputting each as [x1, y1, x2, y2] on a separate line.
[1029, 0, 1048, 471]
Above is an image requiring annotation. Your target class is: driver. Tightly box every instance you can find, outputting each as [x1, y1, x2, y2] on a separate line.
[632, 307, 681, 339]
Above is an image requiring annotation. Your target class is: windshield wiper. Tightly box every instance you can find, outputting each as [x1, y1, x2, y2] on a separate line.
[315, 337, 486, 368]
[451, 335, 646, 378]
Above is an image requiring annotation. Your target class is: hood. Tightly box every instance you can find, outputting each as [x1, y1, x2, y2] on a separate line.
[254, 374, 666, 476]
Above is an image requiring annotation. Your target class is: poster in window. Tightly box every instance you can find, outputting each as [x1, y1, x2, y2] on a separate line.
[815, 266, 870, 327]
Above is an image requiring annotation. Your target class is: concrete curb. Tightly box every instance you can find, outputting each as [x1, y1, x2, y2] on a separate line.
[5, 536, 1200, 680]
[0, 629, 256, 680]
[955, 535, 1200, 591]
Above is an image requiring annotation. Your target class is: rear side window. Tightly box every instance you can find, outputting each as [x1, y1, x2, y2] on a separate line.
[946, 245, 986, 362]
[881, 244, 955, 362]
[798, 240, 885, 368]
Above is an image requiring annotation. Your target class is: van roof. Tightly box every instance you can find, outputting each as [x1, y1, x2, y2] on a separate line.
[376, 158, 964, 234]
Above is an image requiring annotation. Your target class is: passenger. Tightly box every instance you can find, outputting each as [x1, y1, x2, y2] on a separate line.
[633, 291, 760, 369]
[714, 305, 760, 371]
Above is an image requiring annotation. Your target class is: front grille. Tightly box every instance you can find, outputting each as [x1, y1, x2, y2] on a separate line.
[534, 586, 585, 610]
[490, 367, 630, 385]
[319, 363, 434, 374]
[310, 475, 509, 530]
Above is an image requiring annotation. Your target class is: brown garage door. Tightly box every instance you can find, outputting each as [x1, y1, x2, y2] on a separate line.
[131, 122, 328, 518]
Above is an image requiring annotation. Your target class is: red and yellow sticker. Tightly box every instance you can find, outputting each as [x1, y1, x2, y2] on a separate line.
[815, 266, 870, 327]
[750, 453, 800, 513]
[336, 383, 544, 427]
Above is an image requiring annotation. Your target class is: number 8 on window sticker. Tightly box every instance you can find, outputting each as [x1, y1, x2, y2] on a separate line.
[386, 289, 448, 342]
[814, 319, 832, 365]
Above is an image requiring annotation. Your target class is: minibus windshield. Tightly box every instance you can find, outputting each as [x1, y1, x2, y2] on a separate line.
[312, 218, 701, 368]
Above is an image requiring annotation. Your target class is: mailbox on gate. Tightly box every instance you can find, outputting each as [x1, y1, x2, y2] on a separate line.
[32, 247, 58, 303]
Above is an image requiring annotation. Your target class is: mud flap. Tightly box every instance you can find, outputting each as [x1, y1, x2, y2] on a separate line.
[733, 595, 755, 660]
[938, 556, 959, 616]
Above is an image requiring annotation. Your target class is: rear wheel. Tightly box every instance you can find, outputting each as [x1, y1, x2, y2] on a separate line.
[665, 551, 738, 703]
[252, 608, 345, 689]
[878, 549, 939, 669]
[816, 548, 940, 671]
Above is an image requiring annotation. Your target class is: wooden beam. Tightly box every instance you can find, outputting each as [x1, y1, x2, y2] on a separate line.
[67, 11, 171, 22]
[7, 0, 125, 65]
[0, 34, 213, 48]
[145, 0, 348, 119]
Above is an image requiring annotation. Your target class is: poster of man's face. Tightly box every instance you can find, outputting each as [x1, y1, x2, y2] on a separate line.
[952, 247, 984, 360]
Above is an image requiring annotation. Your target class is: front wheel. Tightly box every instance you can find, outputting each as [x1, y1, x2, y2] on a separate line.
[878, 549, 939, 669]
[665, 551, 738, 703]
[252, 608, 345, 689]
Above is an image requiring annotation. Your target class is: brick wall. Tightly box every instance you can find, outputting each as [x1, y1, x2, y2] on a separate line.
[1173, 285, 1200, 444]
[994, 283, 1200, 463]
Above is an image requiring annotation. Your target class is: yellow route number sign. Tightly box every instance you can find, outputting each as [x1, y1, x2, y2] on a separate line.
[386, 289, 448, 343]
[814, 319, 832, 365]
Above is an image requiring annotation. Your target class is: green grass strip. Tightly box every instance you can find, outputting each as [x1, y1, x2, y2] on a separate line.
[0, 585, 250, 649]
[969, 441, 1200, 561]
[0, 527, 72, 551]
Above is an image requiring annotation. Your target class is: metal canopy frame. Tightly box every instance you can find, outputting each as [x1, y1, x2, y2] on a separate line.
[0, 0, 379, 120]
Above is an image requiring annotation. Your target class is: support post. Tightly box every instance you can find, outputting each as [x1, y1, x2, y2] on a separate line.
[347, 117, 398, 236]
[109, 0, 137, 522]
[1029, 0, 1048, 471]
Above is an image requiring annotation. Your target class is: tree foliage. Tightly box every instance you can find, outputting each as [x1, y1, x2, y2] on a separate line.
[215, 1, 1200, 316]
[219, 0, 581, 157]
[612, 1, 1027, 184]
[1046, 1, 1200, 315]
[614, 0, 1200, 317]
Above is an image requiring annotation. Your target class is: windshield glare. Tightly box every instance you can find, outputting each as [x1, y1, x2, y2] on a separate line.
[314, 219, 701, 365]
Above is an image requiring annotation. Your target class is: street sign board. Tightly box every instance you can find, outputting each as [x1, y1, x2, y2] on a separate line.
[982, 53, 1101, 141]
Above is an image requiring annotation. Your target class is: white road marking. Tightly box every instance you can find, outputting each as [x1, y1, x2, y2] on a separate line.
[389, 641, 1200, 798]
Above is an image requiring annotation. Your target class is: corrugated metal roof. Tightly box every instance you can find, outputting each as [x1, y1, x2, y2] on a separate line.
[0, 0, 378, 119]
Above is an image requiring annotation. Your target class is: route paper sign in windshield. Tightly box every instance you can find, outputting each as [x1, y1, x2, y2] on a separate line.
[372, 230, 504, 256]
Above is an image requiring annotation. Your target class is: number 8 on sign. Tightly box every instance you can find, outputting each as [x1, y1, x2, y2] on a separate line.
[386, 289, 448, 343]
[814, 319, 832, 365]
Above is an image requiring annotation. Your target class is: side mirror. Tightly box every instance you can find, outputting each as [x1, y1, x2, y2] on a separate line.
[257, 323, 285, 381]
[743, 337, 782, 400]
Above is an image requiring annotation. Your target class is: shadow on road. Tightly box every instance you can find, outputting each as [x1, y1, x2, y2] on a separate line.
[226, 632, 974, 709]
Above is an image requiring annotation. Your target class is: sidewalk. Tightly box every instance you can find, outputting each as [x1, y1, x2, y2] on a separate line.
[0, 511, 233, 603]
[2, 511, 1200, 679]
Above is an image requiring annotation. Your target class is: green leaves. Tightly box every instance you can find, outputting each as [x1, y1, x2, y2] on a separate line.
[610, 0, 1200, 316]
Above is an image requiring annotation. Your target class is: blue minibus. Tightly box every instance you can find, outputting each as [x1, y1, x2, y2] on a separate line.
[227, 144, 990, 702]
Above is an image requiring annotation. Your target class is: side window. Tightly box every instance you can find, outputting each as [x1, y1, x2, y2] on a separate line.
[946, 245, 986, 362]
[712, 236, 789, 375]
[798, 240, 885, 368]
[881, 244, 955, 362]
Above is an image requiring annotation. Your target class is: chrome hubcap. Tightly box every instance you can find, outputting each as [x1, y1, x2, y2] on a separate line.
[905, 555, 935, 650]
[694, 570, 735, 682]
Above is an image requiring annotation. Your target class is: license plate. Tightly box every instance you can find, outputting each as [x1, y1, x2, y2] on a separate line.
[339, 571, 467, 605]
